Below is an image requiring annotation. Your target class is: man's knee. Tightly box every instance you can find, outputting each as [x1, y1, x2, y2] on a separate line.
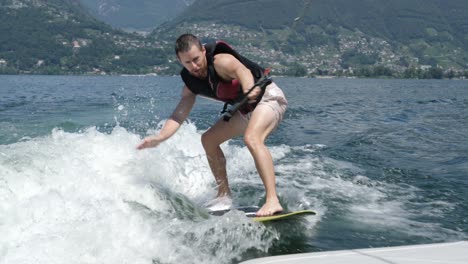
[201, 131, 217, 151]
[244, 133, 262, 150]
[201, 132, 210, 149]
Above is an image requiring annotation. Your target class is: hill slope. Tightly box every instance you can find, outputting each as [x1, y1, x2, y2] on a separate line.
[0, 0, 171, 74]
[2, 0, 467, 77]
[154, 0, 468, 75]
[78, 0, 195, 31]
[174, 0, 468, 46]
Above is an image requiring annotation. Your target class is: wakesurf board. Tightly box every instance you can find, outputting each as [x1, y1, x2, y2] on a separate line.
[209, 206, 316, 222]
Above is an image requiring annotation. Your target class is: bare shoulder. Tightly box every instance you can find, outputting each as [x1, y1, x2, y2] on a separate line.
[213, 53, 243, 78]
[214, 53, 239, 66]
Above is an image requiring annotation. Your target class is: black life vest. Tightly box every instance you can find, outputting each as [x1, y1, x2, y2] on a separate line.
[180, 41, 265, 113]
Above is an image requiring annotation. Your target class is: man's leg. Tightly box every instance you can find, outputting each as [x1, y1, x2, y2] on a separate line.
[244, 104, 284, 216]
[201, 111, 246, 198]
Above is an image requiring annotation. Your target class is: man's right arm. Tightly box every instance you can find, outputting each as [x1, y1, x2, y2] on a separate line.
[137, 86, 196, 150]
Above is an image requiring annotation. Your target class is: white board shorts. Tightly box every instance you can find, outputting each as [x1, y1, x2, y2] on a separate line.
[240, 82, 288, 129]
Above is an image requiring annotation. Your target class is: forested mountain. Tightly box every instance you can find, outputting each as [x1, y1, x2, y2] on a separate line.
[0, 0, 173, 74]
[170, 0, 468, 48]
[155, 0, 468, 77]
[1, 0, 467, 77]
[78, 0, 195, 31]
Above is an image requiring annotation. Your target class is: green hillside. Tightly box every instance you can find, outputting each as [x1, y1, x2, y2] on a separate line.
[0, 0, 172, 75]
[172, 0, 468, 47]
[155, 0, 468, 77]
[78, 0, 193, 31]
[1, 0, 468, 77]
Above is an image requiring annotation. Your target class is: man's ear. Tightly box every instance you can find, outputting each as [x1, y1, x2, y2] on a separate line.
[175, 53, 184, 67]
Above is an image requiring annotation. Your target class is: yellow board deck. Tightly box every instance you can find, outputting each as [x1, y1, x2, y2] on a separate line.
[209, 206, 316, 222]
[251, 209, 316, 222]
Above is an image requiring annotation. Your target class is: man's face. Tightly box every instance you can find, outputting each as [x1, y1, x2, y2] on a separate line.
[177, 44, 207, 79]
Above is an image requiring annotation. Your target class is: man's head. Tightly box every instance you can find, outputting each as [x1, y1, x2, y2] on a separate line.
[175, 34, 207, 79]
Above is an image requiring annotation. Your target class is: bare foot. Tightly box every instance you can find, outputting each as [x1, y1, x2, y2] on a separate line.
[256, 199, 283, 216]
[204, 195, 232, 211]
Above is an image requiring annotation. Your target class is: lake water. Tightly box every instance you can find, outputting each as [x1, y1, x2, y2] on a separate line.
[1, 75, 467, 264]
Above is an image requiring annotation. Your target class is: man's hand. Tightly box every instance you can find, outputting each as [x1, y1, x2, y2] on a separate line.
[136, 135, 164, 150]
[246, 86, 262, 103]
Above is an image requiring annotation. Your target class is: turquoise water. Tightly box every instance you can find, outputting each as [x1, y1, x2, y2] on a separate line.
[1, 75, 467, 263]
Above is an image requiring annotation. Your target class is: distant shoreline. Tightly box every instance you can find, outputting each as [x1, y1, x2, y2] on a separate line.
[1, 73, 466, 81]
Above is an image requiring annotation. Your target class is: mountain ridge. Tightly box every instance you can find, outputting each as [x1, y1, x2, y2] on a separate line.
[152, 0, 468, 76]
[78, 0, 195, 31]
[0, 0, 173, 74]
[1, 0, 467, 77]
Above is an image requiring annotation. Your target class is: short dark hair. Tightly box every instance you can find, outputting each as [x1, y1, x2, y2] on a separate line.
[175, 33, 203, 56]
